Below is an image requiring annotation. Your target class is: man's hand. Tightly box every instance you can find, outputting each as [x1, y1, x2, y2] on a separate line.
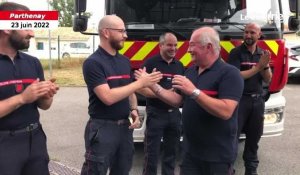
[257, 50, 271, 71]
[36, 78, 59, 110]
[172, 75, 196, 96]
[134, 67, 162, 88]
[19, 79, 51, 104]
[41, 78, 59, 99]
[129, 109, 140, 129]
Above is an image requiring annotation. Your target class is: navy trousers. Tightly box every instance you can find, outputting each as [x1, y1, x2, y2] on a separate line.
[238, 95, 265, 171]
[81, 118, 134, 175]
[0, 125, 50, 175]
[180, 153, 234, 175]
[143, 107, 181, 175]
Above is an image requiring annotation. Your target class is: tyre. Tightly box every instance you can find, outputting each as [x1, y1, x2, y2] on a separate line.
[62, 53, 71, 59]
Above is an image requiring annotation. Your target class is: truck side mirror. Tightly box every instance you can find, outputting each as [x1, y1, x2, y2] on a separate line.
[288, 16, 300, 31]
[75, 0, 87, 13]
[289, 0, 300, 13]
[73, 15, 88, 32]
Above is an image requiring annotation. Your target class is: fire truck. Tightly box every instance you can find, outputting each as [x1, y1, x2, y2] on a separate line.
[73, 0, 300, 142]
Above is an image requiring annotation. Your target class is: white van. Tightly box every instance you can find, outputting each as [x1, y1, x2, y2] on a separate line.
[61, 42, 91, 58]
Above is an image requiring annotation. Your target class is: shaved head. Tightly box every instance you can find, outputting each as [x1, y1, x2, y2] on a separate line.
[159, 32, 178, 61]
[98, 15, 125, 33]
[97, 15, 127, 52]
[244, 22, 262, 46]
[245, 22, 261, 32]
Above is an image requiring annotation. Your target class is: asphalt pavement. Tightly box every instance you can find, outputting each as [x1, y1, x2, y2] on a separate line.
[40, 87, 88, 173]
[41, 84, 300, 175]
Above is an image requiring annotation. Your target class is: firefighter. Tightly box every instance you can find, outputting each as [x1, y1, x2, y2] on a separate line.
[135, 26, 244, 175]
[137, 32, 185, 175]
[0, 2, 59, 175]
[80, 15, 162, 175]
[228, 22, 272, 175]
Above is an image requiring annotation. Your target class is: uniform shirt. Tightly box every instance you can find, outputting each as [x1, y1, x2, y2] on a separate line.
[182, 58, 244, 163]
[143, 54, 185, 109]
[83, 47, 132, 120]
[0, 52, 44, 130]
[227, 43, 264, 94]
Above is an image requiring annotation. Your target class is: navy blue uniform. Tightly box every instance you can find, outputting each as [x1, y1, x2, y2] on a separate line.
[81, 47, 134, 175]
[180, 59, 244, 175]
[0, 52, 49, 175]
[142, 55, 184, 175]
[228, 44, 265, 172]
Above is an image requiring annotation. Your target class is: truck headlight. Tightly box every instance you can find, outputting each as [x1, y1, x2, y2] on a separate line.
[264, 106, 284, 124]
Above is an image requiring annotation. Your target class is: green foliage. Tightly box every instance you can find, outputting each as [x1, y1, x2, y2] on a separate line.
[50, 0, 74, 27]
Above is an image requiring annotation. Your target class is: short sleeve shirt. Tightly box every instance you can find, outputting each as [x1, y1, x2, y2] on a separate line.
[83, 47, 132, 120]
[143, 54, 185, 109]
[0, 52, 45, 130]
[227, 44, 264, 94]
[182, 58, 244, 163]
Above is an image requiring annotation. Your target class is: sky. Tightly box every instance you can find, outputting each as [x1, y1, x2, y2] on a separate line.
[0, 0, 105, 27]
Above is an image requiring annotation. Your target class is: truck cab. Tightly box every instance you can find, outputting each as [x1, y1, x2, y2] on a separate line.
[73, 0, 300, 142]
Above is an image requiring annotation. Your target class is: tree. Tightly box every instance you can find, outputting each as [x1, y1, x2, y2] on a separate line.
[50, 0, 74, 27]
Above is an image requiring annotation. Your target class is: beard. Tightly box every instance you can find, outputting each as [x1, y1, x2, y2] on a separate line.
[244, 38, 255, 46]
[9, 31, 31, 50]
[109, 38, 123, 50]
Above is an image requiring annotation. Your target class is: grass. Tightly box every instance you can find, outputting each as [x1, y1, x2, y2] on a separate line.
[40, 58, 86, 86]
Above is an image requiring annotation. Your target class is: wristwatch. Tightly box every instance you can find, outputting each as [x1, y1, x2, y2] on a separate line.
[190, 89, 201, 100]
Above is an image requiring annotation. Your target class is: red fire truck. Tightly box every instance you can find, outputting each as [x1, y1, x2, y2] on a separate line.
[73, 0, 300, 142]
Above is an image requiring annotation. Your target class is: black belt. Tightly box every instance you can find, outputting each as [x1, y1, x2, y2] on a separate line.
[0, 123, 40, 135]
[148, 106, 178, 113]
[243, 93, 262, 98]
[90, 118, 129, 125]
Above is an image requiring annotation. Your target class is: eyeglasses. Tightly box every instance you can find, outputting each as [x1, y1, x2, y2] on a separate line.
[105, 28, 127, 34]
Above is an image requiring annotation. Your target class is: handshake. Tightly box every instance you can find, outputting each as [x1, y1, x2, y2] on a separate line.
[134, 68, 197, 96]
[134, 67, 162, 88]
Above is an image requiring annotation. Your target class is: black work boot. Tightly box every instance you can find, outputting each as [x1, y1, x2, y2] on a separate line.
[245, 169, 258, 175]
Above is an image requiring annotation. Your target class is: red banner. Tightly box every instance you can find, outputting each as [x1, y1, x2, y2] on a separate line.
[0, 11, 58, 20]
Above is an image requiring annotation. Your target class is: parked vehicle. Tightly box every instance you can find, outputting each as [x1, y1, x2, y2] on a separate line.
[73, 0, 300, 142]
[61, 42, 91, 58]
[286, 42, 300, 77]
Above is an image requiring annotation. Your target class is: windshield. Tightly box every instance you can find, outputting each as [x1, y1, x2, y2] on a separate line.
[109, 0, 282, 27]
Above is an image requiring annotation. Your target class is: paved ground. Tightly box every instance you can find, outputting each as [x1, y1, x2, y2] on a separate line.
[42, 84, 300, 175]
[49, 161, 80, 175]
[40, 87, 88, 174]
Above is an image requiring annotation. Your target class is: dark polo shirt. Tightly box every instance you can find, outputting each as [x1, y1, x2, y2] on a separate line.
[0, 52, 44, 130]
[143, 54, 185, 109]
[83, 47, 132, 120]
[227, 43, 264, 94]
[182, 58, 244, 163]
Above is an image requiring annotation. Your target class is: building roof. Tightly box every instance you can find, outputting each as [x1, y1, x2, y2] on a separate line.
[34, 27, 97, 41]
